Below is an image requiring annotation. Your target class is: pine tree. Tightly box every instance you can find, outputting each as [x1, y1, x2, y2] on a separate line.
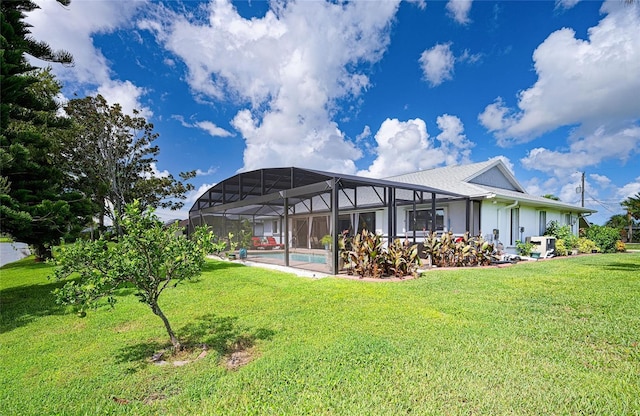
[1, 1, 92, 259]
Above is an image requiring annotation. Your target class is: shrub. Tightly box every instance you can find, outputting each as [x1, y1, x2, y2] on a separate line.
[515, 240, 535, 256]
[339, 230, 421, 278]
[422, 232, 495, 268]
[577, 237, 599, 254]
[545, 221, 579, 250]
[385, 238, 421, 278]
[339, 230, 496, 276]
[555, 239, 568, 256]
[584, 225, 621, 253]
[616, 241, 626, 252]
[545, 221, 572, 240]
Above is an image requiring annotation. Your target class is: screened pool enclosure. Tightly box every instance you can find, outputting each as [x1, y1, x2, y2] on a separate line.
[188, 167, 469, 274]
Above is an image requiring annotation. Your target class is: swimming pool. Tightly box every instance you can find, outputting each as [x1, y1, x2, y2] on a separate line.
[251, 251, 328, 265]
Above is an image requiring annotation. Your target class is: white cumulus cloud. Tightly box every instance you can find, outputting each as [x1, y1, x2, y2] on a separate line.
[617, 177, 640, 200]
[194, 121, 233, 138]
[358, 115, 474, 178]
[555, 0, 580, 10]
[521, 125, 640, 175]
[446, 0, 472, 25]
[479, 0, 640, 177]
[25, 0, 151, 117]
[142, 0, 400, 173]
[419, 43, 455, 87]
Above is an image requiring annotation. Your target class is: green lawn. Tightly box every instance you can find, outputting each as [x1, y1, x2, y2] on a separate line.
[627, 242, 640, 250]
[1, 254, 639, 415]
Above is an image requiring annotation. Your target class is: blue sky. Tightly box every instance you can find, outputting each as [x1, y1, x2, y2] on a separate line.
[26, 0, 640, 225]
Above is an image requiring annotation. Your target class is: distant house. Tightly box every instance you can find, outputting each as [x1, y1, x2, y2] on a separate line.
[164, 219, 189, 237]
[189, 159, 595, 273]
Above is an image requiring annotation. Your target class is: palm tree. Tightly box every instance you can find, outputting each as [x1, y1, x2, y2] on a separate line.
[620, 193, 640, 243]
[621, 193, 640, 220]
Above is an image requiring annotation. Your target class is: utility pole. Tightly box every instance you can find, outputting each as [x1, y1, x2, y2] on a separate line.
[581, 171, 585, 208]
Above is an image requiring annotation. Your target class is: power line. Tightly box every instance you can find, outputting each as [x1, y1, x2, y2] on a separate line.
[585, 190, 621, 215]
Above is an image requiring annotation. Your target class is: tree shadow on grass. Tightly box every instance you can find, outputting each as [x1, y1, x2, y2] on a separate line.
[179, 313, 275, 356]
[0, 262, 68, 333]
[184, 260, 248, 285]
[0, 261, 139, 334]
[601, 261, 640, 272]
[114, 313, 275, 369]
[201, 260, 247, 273]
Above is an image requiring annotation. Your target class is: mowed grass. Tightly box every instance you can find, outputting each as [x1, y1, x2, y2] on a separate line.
[1, 253, 639, 415]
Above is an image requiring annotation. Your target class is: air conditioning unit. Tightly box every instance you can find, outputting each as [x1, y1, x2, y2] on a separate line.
[526, 236, 556, 257]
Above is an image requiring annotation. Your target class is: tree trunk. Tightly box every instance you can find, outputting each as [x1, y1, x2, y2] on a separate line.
[32, 243, 52, 262]
[151, 302, 181, 350]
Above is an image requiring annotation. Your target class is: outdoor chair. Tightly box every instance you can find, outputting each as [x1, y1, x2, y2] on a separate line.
[266, 237, 284, 249]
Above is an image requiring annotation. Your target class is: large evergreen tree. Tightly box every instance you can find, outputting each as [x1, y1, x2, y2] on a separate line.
[1, 0, 91, 259]
[63, 95, 195, 234]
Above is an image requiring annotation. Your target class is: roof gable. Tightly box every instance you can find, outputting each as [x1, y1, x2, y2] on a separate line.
[467, 165, 522, 192]
[387, 158, 526, 196]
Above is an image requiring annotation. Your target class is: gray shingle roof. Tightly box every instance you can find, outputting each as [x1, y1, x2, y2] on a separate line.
[386, 159, 508, 197]
[387, 159, 595, 213]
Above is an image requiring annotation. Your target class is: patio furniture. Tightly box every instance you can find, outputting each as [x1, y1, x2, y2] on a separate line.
[252, 237, 283, 250]
[252, 237, 268, 250]
[266, 237, 284, 249]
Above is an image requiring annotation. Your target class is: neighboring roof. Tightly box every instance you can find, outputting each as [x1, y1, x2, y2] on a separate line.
[388, 159, 596, 214]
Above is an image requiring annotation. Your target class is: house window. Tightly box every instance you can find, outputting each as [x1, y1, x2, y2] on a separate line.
[357, 212, 376, 234]
[510, 208, 520, 245]
[564, 213, 571, 226]
[272, 220, 278, 234]
[407, 209, 444, 232]
[539, 211, 546, 236]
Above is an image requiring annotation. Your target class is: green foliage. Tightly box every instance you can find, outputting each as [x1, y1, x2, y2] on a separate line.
[339, 230, 421, 278]
[577, 237, 599, 254]
[621, 192, 640, 220]
[515, 240, 535, 256]
[209, 232, 236, 258]
[545, 220, 579, 252]
[1, 1, 92, 258]
[320, 234, 333, 247]
[342, 230, 385, 278]
[555, 239, 568, 256]
[422, 231, 496, 267]
[385, 238, 421, 277]
[605, 214, 632, 229]
[62, 95, 195, 233]
[545, 220, 572, 241]
[233, 219, 254, 249]
[51, 201, 215, 348]
[584, 225, 622, 253]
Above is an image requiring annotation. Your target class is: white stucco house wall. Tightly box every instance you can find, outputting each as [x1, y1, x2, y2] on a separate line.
[387, 159, 595, 251]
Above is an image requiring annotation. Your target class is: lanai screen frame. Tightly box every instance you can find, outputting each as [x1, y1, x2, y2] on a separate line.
[188, 167, 468, 274]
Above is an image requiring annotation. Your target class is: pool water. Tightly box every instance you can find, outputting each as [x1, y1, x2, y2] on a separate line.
[251, 251, 327, 264]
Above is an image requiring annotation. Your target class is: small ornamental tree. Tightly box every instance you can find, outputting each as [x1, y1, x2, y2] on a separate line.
[51, 201, 214, 350]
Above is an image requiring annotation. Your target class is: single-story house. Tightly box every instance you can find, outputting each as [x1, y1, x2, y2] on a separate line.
[188, 159, 595, 274]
